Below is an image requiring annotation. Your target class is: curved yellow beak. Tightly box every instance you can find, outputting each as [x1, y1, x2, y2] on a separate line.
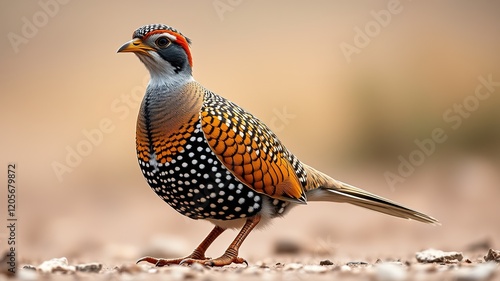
[117, 38, 154, 55]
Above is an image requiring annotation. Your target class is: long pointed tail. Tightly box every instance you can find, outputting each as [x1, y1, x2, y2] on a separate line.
[303, 165, 440, 225]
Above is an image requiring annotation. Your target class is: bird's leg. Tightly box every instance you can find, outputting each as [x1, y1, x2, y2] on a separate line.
[137, 225, 226, 267]
[181, 215, 261, 267]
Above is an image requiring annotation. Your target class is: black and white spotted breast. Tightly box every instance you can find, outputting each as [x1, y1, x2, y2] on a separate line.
[138, 121, 289, 220]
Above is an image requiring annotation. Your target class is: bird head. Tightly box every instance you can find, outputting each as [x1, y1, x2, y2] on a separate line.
[118, 24, 193, 86]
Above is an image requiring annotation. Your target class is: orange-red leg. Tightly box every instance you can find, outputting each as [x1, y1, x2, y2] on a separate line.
[181, 215, 261, 266]
[137, 225, 225, 266]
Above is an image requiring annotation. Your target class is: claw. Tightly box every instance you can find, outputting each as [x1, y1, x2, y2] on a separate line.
[136, 256, 159, 265]
[178, 258, 192, 266]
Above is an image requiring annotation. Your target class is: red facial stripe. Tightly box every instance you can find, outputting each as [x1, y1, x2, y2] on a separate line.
[143, 30, 193, 67]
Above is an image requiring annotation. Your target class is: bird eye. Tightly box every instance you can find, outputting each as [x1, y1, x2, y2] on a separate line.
[155, 37, 171, 48]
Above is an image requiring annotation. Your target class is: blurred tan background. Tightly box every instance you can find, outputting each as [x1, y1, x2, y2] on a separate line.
[1, 1, 499, 264]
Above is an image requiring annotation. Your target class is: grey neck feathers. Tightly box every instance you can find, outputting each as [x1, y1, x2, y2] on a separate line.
[139, 80, 202, 141]
[144, 79, 194, 116]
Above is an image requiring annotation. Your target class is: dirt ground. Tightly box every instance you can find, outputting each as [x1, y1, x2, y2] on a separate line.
[2, 162, 500, 281]
[2, 241, 500, 281]
[4, 251, 500, 281]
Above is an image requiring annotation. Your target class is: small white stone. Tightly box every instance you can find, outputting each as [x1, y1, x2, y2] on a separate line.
[37, 257, 75, 273]
[415, 249, 463, 263]
[374, 262, 407, 281]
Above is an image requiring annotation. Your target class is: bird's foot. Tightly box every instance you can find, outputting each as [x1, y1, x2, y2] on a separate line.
[180, 255, 247, 267]
[136, 254, 209, 267]
[137, 254, 247, 267]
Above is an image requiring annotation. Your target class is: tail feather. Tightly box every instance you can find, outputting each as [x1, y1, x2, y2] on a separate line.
[303, 165, 440, 225]
[320, 182, 440, 224]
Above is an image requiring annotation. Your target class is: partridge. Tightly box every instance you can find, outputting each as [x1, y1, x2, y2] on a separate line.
[117, 23, 438, 267]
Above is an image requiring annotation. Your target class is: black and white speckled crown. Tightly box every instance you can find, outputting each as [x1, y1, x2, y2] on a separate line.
[133, 24, 191, 44]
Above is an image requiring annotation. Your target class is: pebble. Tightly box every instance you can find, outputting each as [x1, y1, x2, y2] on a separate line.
[319, 259, 334, 266]
[32, 257, 104, 274]
[38, 257, 75, 273]
[22, 265, 36, 271]
[75, 262, 102, 273]
[484, 248, 500, 262]
[346, 261, 369, 267]
[415, 249, 463, 263]
[374, 262, 407, 281]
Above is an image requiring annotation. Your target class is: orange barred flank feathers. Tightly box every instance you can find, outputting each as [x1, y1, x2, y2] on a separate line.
[200, 93, 306, 203]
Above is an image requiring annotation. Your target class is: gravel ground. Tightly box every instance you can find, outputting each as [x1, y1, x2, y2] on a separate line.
[2, 248, 498, 281]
